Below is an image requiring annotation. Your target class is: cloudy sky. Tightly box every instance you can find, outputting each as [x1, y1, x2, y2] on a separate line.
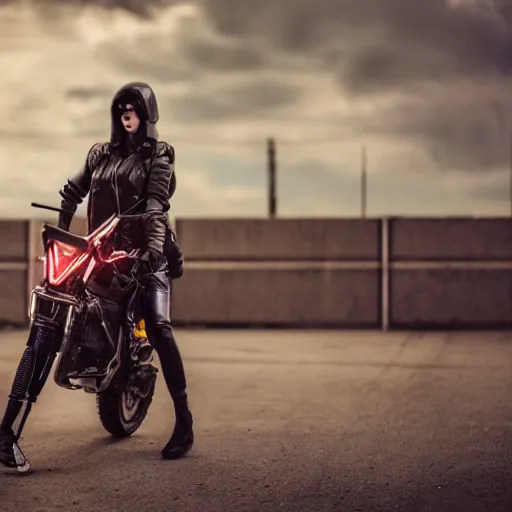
[0, 0, 512, 219]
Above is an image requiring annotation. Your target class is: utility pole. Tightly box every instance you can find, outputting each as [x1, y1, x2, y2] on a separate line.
[509, 135, 512, 217]
[267, 138, 277, 218]
[361, 145, 367, 218]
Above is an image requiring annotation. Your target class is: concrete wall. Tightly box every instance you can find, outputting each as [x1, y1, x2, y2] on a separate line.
[389, 218, 512, 261]
[388, 218, 512, 328]
[173, 217, 512, 329]
[173, 219, 382, 327]
[174, 264, 381, 327]
[0, 216, 510, 329]
[175, 219, 381, 261]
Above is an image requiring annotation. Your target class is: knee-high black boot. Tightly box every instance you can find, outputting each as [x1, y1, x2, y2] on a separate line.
[143, 270, 194, 460]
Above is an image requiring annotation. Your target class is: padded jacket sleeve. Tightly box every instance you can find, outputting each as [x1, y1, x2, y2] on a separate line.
[58, 142, 107, 230]
[145, 141, 175, 253]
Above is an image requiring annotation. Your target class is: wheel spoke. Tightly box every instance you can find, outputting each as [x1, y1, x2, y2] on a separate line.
[121, 387, 141, 422]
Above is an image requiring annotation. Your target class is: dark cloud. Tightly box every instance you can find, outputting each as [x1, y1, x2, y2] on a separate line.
[197, 0, 512, 172]
[6, 0, 512, 174]
[200, 0, 512, 86]
[360, 91, 512, 171]
[338, 8, 512, 93]
[180, 38, 266, 72]
[0, 0, 177, 18]
[8, 0, 512, 86]
[171, 80, 301, 123]
[98, 35, 201, 82]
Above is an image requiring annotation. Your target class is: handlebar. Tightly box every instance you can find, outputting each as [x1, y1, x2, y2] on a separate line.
[31, 202, 66, 214]
[31, 199, 164, 221]
[34, 198, 162, 263]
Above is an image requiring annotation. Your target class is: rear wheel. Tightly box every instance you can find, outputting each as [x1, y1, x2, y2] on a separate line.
[96, 377, 156, 438]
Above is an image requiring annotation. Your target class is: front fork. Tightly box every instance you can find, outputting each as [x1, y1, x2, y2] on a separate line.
[6, 292, 67, 441]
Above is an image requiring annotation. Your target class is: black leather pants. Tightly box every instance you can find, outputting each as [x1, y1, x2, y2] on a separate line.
[141, 270, 187, 397]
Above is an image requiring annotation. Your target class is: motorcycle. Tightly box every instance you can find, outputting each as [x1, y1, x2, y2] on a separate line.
[11, 202, 159, 472]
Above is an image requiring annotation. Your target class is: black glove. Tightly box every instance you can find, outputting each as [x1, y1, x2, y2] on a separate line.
[164, 234, 184, 279]
[140, 247, 167, 273]
[58, 211, 73, 231]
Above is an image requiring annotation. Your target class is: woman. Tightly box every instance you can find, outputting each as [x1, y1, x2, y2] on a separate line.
[0, 82, 193, 467]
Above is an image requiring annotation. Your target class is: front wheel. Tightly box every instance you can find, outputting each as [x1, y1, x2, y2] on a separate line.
[96, 375, 156, 438]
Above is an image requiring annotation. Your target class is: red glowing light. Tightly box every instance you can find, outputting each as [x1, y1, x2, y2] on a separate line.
[47, 240, 88, 286]
[44, 216, 133, 286]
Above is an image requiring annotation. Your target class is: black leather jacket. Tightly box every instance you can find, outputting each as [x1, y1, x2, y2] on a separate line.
[58, 82, 177, 256]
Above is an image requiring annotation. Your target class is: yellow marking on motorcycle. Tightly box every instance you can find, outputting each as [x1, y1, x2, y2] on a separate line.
[134, 319, 147, 338]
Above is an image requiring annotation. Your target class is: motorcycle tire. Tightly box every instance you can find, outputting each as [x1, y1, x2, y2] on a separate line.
[96, 378, 156, 438]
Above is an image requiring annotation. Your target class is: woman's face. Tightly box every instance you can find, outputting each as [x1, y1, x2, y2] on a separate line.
[120, 103, 140, 134]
